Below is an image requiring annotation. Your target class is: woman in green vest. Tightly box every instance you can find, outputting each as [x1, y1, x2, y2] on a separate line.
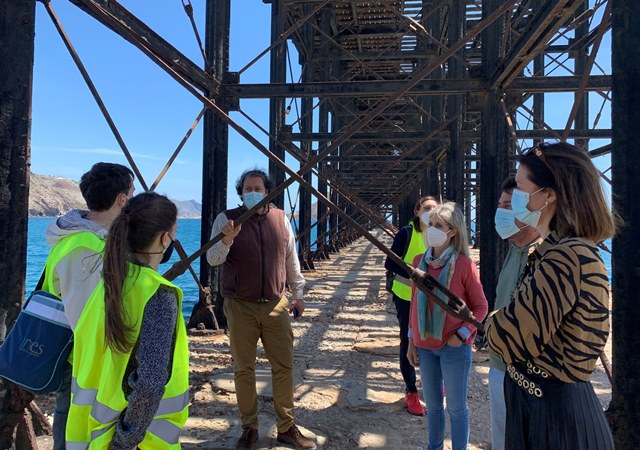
[384, 195, 438, 416]
[67, 192, 189, 449]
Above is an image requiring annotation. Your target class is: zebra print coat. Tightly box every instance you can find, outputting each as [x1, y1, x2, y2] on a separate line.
[485, 232, 610, 383]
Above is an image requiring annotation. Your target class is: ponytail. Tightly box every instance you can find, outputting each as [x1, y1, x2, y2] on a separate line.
[101, 192, 178, 353]
[103, 214, 135, 353]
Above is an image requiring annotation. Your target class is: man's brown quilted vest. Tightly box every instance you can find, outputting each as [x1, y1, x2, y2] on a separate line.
[220, 206, 288, 301]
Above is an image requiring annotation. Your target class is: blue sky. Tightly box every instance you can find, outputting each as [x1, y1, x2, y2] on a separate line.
[30, 1, 612, 206]
[31, 1, 296, 206]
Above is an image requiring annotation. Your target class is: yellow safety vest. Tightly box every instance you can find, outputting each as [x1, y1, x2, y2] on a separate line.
[41, 231, 105, 298]
[391, 222, 426, 301]
[67, 265, 189, 449]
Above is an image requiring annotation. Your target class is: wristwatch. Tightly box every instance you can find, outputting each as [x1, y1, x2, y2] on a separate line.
[454, 326, 472, 342]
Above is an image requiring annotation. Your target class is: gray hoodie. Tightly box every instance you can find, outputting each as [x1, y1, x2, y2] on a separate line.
[45, 209, 107, 330]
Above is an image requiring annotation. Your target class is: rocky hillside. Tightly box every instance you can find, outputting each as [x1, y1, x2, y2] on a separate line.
[29, 173, 202, 218]
[29, 173, 86, 217]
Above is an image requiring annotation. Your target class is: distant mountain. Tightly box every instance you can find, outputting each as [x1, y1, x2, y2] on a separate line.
[29, 173, 202, 218]
[29, 173, 86, 217]
[172, 199, 202, 218]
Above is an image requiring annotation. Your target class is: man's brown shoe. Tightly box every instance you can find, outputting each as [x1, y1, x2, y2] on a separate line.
[235, 427, 258, 450]
[277, 425, 316, 449]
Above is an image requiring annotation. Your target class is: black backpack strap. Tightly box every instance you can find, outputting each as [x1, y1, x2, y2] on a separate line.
[35, 269, 46, 291]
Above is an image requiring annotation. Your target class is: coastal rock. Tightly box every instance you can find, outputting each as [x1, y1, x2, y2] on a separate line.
[29, 173, 85, 217]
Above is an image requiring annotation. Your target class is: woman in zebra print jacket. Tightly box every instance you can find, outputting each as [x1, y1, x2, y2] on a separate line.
[485, 142, 615, 450]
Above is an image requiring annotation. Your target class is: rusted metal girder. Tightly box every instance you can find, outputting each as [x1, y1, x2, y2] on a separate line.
[0, 0, 53, 445]
[289, 128, 612, 141]
[159, 1, 520, 328]
[268, 0, 287, 209]
[68, 0, 216, 94]
[235, 109, 398, 238]
[44, 2, 149, 190]
[481, 0, 512, 312]
[491, 0, 583, 88]
[222, 75, 611, 98]
[611, 0, 640, 447]
[562, 0, 612, 141]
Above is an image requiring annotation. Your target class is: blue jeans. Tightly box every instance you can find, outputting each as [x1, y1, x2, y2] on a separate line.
[53, 362, 72, 450]
[488, 367, 506, 450]
[417, 344, 472, 450]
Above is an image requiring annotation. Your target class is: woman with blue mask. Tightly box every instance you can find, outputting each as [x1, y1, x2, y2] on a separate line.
[384, 195, 439, 417]
[407, 202, 488, 450]
[486, 142, 615, 450]
[488, 177, 541, 450]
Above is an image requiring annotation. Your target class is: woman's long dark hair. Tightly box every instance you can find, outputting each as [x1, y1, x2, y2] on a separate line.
[102, 192, 177, 353]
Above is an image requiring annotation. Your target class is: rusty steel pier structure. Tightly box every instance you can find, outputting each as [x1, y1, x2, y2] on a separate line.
[2, 0, 640, 447]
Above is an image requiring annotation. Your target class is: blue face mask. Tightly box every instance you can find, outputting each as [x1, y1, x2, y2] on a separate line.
[494, 208, 522, 240]
[511, 188, 545, 227]
[243, 191, 265, 209]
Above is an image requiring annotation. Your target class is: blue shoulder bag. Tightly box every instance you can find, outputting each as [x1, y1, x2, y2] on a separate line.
[0, 272, 73, 394]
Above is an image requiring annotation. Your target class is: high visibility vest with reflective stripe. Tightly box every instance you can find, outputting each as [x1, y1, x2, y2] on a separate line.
[41, 231, 105, 298]
[67, 265, 189, 449]
[391, 222, 426, 301]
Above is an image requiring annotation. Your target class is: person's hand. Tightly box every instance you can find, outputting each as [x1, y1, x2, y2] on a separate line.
[220, 220, 242, 245]
[409, 267, 426, 283]
[446, 333, 463, 347]
[407, 340, 419, 367]
[290, 298, 305, 318]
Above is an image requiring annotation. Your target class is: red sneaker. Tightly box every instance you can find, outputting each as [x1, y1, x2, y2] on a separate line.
[405, 392, 425, 416]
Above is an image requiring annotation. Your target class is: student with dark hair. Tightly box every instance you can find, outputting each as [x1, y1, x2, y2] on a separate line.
[384, 195, 438, 416]
[66, 192, 189, 448]
[41, 162, 134, 450]
[486, 142, 615, 449]
[207, 168, 315, 450]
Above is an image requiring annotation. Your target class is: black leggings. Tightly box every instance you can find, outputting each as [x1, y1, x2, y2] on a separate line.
[393, 295, 417, 393]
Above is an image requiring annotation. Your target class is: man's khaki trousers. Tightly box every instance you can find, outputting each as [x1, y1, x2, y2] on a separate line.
[224, 295, 295, 433]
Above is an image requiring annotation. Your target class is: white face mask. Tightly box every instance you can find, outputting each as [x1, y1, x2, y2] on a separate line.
[419, 211, 430, 226]
[494, 208, 523, 240]
[511, 188, 546, 227]
[427, 226, 451, 248]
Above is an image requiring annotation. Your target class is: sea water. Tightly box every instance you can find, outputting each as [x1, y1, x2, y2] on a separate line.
[25, 217, 320, 319]
[24, 217, 612, 319]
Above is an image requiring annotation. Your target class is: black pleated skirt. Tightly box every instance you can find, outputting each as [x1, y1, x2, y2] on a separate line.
[504, 368, 614, 450]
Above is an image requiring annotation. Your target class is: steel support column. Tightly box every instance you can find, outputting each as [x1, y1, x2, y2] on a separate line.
[268, 0, 287, 208]
[423, 164, 440, 198]
[199, 0, 230, 328]
[317, 107, 329, 256]
[611, 0, 640, 447]
[445, 0, 465, 205]
[574, 0, 590, 150]
[298, 31, 314, 268]
[533, 54, 545, 146]
[0, 0, 39, 444]
[480, 0, 510, 312]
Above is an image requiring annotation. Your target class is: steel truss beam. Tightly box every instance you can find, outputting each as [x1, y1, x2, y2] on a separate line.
[223, 75, 611, 98]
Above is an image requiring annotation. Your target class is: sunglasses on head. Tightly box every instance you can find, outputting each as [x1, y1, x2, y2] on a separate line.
[523, 143, 553, 172]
